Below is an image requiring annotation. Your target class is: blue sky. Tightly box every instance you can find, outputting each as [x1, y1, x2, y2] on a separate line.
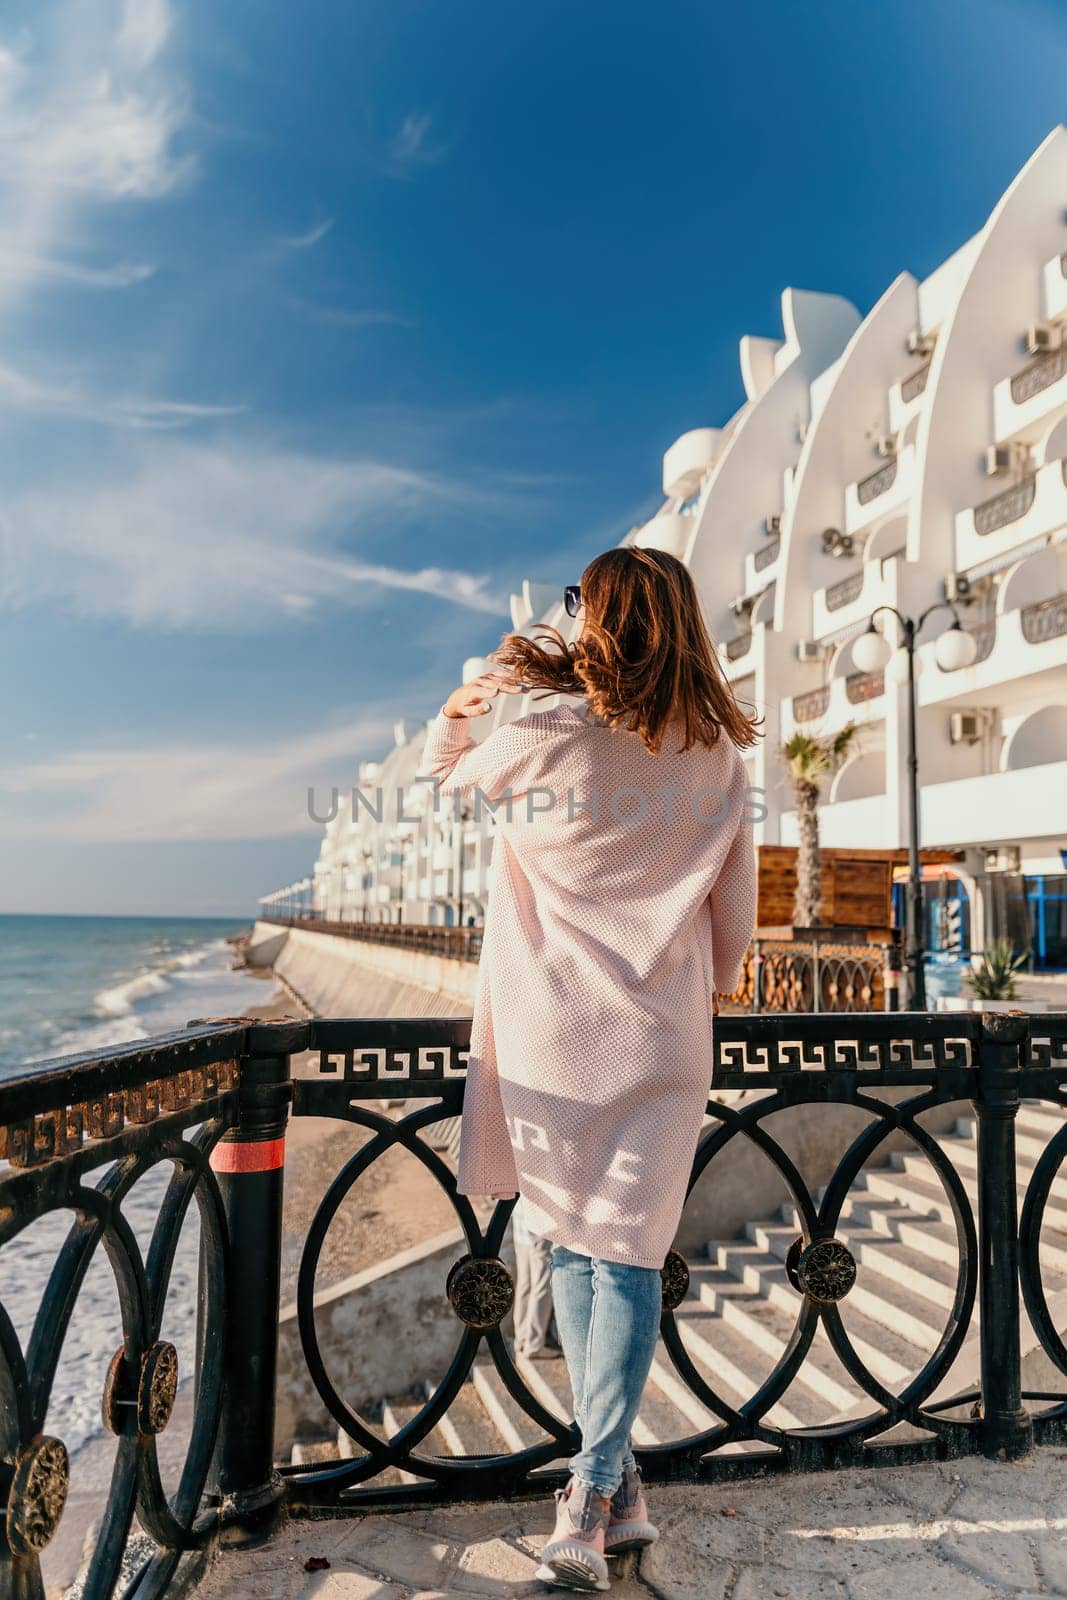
[1, 0, 1065, 916]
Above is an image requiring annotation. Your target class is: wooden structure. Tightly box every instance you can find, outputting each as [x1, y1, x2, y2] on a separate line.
[755, 844, 963, 935]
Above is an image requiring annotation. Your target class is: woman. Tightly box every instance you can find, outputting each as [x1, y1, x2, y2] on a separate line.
[423, 546, 759, 1591]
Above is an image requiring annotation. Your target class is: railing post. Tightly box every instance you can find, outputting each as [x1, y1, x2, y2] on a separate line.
[209, 1020, 303, 1543]
[974, 1011, 1033, 1461]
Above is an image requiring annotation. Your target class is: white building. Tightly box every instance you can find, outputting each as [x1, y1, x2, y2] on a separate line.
[288, 130, 1067, 970]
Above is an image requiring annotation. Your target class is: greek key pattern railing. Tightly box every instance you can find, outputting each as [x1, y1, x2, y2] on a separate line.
[856, 457, 898, 506]
[1011, 347, 1067, 404]
[725, 629, 752, 661]
[825, 570, 865, 611]
[1021, 591, 1067, 644]
[5, 1011, 1067, 1595]
[900, 361, 931, 403]
[754, 536, 780, 571]
[973, 475, 1036, 536]
[846, 668, 885, 705]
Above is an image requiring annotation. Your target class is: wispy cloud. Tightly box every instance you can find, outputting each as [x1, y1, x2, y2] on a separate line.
[0, 249, 156, 289]
[0, 0, 191, 312]
[0, 359, 244, 429]
[279, 293, 414, 331]
[279, 218, 334, 250]
[0, 716, 400, 842]
[388, 112, 448, 176]
[0, 437, 507, 628]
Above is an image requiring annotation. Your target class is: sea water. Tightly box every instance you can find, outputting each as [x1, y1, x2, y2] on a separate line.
[0, 915, 266, 1454]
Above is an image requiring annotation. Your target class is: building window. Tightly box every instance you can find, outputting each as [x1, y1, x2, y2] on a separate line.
[1025, 876, 1067, 971]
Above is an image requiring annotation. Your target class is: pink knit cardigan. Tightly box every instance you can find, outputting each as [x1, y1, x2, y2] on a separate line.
[421, 703, 756, 1269]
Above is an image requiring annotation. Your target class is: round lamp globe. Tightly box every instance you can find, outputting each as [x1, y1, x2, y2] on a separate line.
[935, 625, 979, 672]
[852, 628, 892, 674]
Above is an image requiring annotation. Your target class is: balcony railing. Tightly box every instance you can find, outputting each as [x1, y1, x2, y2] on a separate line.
[973, 475, 1036, 536]
[900, 361, 932, 404]
[1010, 346, 1067, 404]
[793, 684, 831, 723]
[1021, 590, 1067, 644]
[5, 1010, 1067, 1597]
[846, 668, 886, 704]
[726, 629, 752, 661]
[754, 535, 781, 572]
[825, 570, 865, 611]
[856, 457, 898, 506]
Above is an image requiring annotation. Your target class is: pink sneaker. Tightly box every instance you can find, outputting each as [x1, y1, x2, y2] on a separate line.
[603, 1464, 659, 1554]
[535, 1477, 611, 1591]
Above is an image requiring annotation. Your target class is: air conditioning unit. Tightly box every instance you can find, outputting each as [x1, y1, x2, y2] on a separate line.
[764, 515, 782, 537]
[906, 329, 935, 357]
[874, 433, 898, 459]
[1025, 323, 1063, 355]
[983, 845, 1021, 873]
[949, 710, 984, 746]
[796, 641, 828, 663]
[984, 444, 1015, 477]
[821, 528, 855, 558]
[944, 571, 972, 604]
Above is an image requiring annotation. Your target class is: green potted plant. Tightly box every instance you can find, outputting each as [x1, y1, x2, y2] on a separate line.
[965, 939, 1027, 1003]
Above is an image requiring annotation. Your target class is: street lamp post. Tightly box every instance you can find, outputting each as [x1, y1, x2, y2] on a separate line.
[852, 603, 978, 1011]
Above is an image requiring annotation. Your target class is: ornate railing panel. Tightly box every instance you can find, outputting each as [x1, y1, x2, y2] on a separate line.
[973, 476, 1036, 536]
[754, 536, 780, 572]
[6, 1010, 1067, 1593]
[900, 362, 931, 404]
[856, 458, 898, 506]
[1021, 591, 1067, 644]
[825, 570, 864, 611]
[0, 1024, 247, 1600]
[792, 685, 831, 724]
[846, 668, 885, 705]
[1010, 347, 1067, 404]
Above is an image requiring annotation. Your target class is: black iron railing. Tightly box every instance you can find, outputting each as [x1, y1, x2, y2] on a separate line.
[4, 1011, 1067, 1596]
[261, 914, 483, 961]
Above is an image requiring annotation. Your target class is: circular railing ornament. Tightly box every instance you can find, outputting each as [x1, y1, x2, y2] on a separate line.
[660, 1250, 690, 1311]
[6, 1435, 69, 1555]
[139, 1341, 179, 1435]
[786, 1236, 857, 1304]
[446, 1254, 514, 1329]
[102, 1340, 179, 1436]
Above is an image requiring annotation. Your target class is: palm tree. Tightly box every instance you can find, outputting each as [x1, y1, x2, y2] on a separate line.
[781, 724, 857, 927]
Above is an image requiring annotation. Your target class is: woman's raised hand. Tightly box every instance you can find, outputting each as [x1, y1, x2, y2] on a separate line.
[442, 671, 522, 720]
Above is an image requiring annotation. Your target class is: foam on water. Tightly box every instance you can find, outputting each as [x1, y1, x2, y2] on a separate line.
[0, 916, 264, 1454]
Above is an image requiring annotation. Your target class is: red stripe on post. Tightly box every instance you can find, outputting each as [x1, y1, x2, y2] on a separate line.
[210, 1136, 286, 1174]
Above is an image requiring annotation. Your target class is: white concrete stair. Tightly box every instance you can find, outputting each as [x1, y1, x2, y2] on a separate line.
[359, 1100, 1067, 1467]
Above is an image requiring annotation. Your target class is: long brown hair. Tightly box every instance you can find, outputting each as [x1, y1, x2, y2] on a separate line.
[492, 546, 761, 754]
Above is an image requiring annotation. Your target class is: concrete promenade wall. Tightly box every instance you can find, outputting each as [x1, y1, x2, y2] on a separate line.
[247, 919, 477, 1016]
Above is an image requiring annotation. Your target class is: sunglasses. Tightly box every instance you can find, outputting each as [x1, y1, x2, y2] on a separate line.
[564, 584, 582, 618]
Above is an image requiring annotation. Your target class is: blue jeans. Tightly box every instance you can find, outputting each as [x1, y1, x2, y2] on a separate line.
[549, 1243, 662, 1496]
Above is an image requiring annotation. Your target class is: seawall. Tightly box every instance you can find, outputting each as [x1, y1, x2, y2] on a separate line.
[246, 918, 477, 1018]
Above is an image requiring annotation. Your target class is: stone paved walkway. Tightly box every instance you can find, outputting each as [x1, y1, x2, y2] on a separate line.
[193, 1448, 1067, 1600]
